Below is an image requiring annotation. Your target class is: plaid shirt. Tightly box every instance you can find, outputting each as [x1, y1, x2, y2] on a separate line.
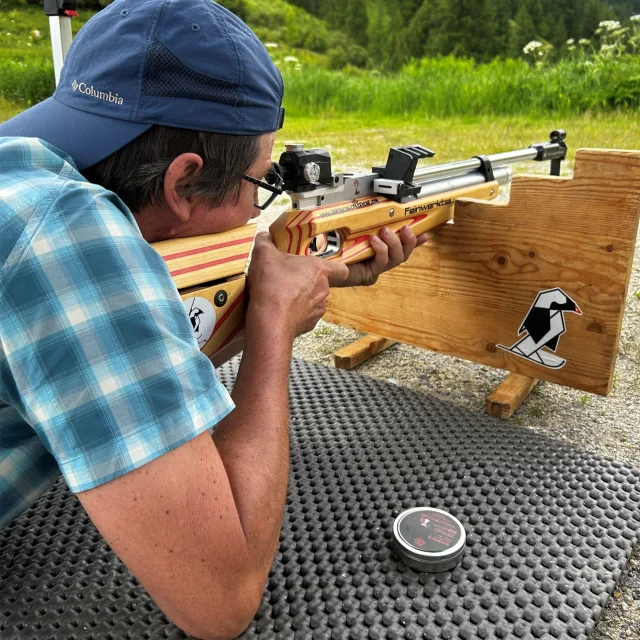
[0, 137, 235, 529]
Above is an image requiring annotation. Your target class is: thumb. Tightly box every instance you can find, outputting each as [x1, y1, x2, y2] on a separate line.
[325, 259, 350, 287]
[254, 231, 275, 248]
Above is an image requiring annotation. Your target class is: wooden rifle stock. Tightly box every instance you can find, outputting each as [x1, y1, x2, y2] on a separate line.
[150, 181, 500, 362]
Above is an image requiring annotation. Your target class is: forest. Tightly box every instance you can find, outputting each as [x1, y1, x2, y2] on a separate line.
[6, 0, 640, 70]
[287, 0, 640, 67]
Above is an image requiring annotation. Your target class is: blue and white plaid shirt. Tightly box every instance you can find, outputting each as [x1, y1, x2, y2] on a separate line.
[0, 137, 235, 529]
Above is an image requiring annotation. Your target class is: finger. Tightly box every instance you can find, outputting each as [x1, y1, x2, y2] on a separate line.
[381, 227, 405, 265]
[415, 232, 430, 247]
[324, 259, 350, 286]
[400, 225, 418, 261]
[254, 231, 274, 245]
[370, 233, 390, 272]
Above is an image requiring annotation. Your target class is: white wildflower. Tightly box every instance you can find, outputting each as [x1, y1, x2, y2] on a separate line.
[523, 40, 543, 55]
[598, 20, 621, 32]
[566, 38, 575, 45]
[600, 43, 616, 52]
[264, 42, 279, 48]
[579, 38, 590, 45]
[284, 55, 299, 63]
[631, 15, 640, 23]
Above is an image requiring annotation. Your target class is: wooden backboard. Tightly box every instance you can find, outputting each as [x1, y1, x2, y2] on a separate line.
[325, 149, 640, 395]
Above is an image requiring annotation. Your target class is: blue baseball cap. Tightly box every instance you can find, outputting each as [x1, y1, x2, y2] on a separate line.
[0, 0, 285, 170]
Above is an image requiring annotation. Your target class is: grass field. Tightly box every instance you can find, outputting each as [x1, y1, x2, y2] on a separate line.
[275, 112, 640, 172]
[3, 8, 640, 121]
[2, 101, 638, 171]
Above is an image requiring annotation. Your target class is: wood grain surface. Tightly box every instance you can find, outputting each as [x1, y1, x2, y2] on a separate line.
[325, 149, 640, 395]
[486, 374, 539, 419]
[334, 335, 397, 370]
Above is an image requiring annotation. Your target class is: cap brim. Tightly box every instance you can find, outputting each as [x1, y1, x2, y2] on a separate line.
[0, 97, 151, 171]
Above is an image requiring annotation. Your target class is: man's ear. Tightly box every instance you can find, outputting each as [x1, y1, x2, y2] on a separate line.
[163, 153, 204, 223]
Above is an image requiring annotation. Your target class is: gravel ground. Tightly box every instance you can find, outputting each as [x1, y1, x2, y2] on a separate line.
[258, 168, 640, 639]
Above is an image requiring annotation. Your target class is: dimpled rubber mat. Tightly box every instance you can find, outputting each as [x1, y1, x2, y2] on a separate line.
[2, 358, 640, 640]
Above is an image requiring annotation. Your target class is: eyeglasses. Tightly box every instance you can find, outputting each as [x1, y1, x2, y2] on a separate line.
[243, 162, 285, 210]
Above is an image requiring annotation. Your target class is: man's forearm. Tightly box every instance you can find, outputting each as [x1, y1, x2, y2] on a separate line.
[211, 311, 293, 577]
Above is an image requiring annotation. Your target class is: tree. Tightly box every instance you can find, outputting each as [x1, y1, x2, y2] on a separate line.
[393, 0, 437, 65]
[425, 0, 498, 61]
[344, 0, 369, 48]
[509, 4, 536, 58]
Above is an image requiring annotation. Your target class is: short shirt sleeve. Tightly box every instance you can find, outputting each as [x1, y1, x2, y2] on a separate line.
[0, 166, 235, 493]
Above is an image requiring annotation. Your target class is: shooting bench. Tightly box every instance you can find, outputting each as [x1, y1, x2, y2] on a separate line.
[328, 148, 640, 418]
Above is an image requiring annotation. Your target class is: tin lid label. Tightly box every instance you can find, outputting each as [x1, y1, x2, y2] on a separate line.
[398, 509, 462, 553]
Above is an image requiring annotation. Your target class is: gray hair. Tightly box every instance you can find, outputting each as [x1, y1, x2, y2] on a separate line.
[82, 125, 263, 213]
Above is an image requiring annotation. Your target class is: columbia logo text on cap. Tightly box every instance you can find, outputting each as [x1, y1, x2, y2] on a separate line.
[71, 79, 124, 106]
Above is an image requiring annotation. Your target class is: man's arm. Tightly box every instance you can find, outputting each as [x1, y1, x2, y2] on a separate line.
[76, 312, 292, 640]
[76, 234, 350, 640]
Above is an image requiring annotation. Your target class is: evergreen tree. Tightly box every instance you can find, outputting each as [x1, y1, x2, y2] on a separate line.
[344, 0, 369, 48]
[366, 0, 401, 68]
[493, 0, 515, 57]
[584, 0, 606, 35]
[393, 0, 436, 66]
[272, 0, 640, 64]
[509, 4, 536, 57]
[425, 0, 498, 61]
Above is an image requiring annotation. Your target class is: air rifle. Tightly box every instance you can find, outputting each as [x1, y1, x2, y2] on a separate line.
[151, 131, 568, 365]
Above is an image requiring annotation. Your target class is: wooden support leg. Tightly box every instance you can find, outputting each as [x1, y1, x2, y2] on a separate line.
[486, 373, 539, 420]
[334, 335, 397, 370]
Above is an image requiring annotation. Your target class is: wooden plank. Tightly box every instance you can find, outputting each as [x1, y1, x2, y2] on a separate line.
[152, 223, 257, 289]
[334, 335, 397, 370]
[325, 149, 640, 395]
[486, 374, 539, 419]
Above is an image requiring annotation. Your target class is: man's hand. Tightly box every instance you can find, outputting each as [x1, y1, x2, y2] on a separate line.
[248, 232, 349, 336]
[333, 225, 429, 288]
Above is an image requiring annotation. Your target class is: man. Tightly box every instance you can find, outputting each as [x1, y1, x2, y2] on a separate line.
[0, 1, 425, 638]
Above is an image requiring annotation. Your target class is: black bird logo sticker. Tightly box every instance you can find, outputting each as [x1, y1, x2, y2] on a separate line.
[498, 288, 582, 369]
[184, 296, 216, 349]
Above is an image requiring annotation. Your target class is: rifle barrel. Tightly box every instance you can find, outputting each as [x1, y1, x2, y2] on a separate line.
[413, 148, 538, 182]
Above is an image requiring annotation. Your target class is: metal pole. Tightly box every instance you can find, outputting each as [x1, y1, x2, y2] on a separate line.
[413, 148, 538, 182]
[49, 15, 73, 86]
[45, 1, 78, 87]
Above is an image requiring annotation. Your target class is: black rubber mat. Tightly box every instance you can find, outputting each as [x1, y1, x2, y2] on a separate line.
[2, 358, 640, 640]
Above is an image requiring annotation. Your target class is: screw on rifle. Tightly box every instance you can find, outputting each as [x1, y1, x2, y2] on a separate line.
[490, 189, 495, 196]
[214, 290, 228, 307]
[389, 208, 395, 217]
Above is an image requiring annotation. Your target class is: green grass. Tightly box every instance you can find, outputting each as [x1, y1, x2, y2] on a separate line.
[0, 7, 94, 50]
[2, 104, 638, 172]
[3, 7, 640, 123]
[280, 56, 640, 119]
[275, 112, 640, 172]
[0, 7, 95, 107]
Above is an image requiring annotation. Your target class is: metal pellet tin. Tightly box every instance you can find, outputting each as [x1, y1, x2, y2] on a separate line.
[392, 507, 466, 573]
